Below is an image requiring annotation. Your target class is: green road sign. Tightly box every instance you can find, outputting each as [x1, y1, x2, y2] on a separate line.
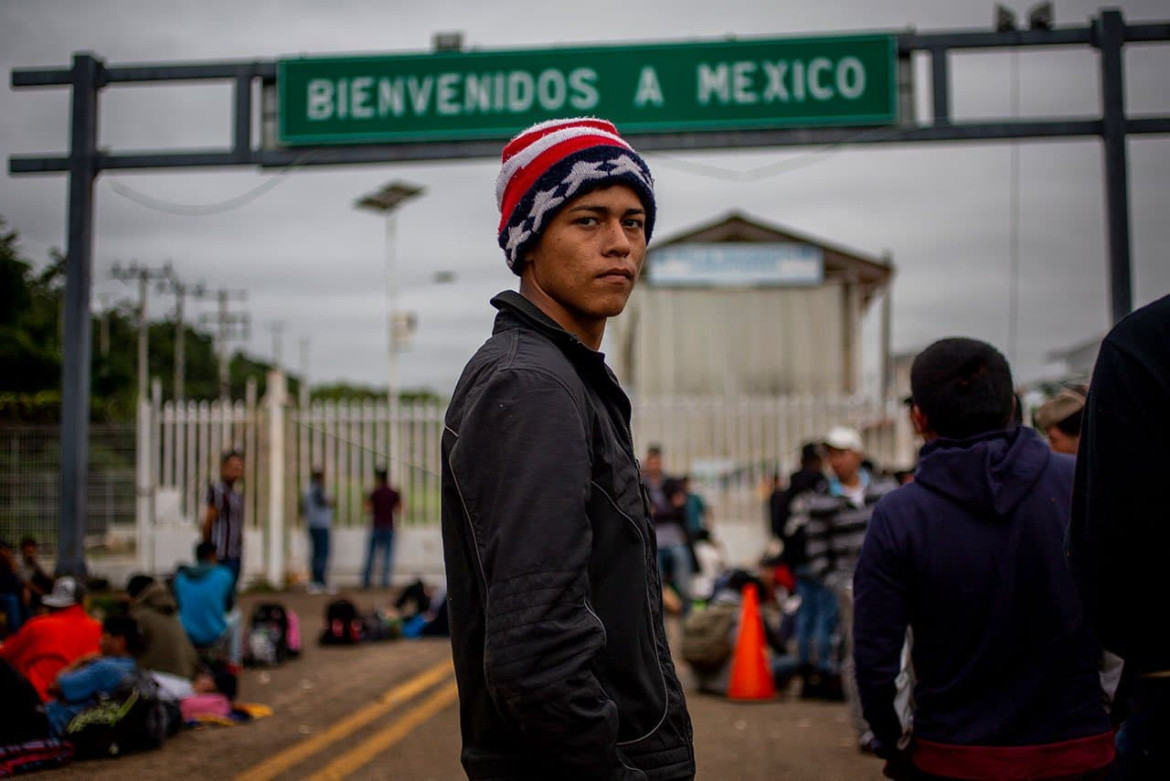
[277, 34, 897, 146]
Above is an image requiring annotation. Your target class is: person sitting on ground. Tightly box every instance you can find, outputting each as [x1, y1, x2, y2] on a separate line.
[0, 576, 101, 701]
[16, 537, 54, 613]
[1033, 385, 1087, 455]
[174, 542, 240, 666]
[690, 529, 727, 605]
[45, 614, 141, 738]
[127, 574, 201, 680]
[0, 540, 26, 638]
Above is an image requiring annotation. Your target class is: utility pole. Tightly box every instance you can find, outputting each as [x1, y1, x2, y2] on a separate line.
[158, 271, 206, 403]
[200, 288, 248, 402]
[97, 293, 112, 359]
[111, 261, 172, 404]
[270, 321, 285, 370]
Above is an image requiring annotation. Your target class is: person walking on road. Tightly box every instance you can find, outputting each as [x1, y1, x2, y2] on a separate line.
[202, 450, 245, 590]
[441, 117, 694, 780]
[854, 338, 1114, 780]
[303, 468, 334, 594]
[363, 468, 401, 590]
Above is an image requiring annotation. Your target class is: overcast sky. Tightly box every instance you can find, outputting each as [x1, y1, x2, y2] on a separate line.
[2, 0, 1167, 396]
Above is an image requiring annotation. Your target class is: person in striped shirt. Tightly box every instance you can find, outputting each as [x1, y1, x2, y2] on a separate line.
[202, 450, 245, 590]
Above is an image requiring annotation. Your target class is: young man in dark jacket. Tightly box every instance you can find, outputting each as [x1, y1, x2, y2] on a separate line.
[854, 337, 1113, 780]
[441, 117, 694, 780]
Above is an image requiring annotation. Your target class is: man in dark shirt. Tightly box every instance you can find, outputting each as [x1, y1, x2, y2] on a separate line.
[0, 540, 26, 637]
[202, 450, 244, 589]
[363, 468, 401, 590]
[1070, 294, 1170, 777]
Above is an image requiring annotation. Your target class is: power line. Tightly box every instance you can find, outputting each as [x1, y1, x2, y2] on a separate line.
[104, 150, 320, 216]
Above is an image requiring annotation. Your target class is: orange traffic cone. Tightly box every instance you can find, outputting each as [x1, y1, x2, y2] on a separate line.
[726, 583, 777, 701]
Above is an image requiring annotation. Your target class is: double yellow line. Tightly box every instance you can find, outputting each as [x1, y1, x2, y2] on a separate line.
[236, 659, 458, 781]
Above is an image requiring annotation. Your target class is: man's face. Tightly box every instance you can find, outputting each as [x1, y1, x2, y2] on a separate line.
[644, 452, 662, 477]
[222, 456, 244, 483]
[522, 184, 647, 334]
[99, 631, 125, 657]
[20, 543, 35, 561]
[826, 446, 863, 483]
[1045, 427, 1079, 455]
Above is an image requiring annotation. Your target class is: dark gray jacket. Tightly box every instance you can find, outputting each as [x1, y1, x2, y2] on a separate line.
[441, 291, 694, 780]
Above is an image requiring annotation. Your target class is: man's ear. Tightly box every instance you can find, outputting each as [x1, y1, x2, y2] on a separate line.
[910, 405, 930, 438]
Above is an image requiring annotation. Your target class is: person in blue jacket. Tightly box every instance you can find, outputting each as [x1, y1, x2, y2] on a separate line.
[174, 542, 239, 665]
[854, 337, 1113, 780]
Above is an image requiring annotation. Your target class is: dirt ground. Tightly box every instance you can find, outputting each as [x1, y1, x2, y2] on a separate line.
[33, 588, 884, 780]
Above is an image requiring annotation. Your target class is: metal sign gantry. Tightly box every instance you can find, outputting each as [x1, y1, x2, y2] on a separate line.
[8, 9, 1169, 576]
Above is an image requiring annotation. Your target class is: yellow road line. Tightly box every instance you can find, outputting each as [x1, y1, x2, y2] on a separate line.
[308, 680, 461, 780]
[235, 659, 454, 781]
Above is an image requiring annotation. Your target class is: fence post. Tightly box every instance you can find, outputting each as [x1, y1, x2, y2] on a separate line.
[265, 370, 288, 587]
[136, 397, 153, 574]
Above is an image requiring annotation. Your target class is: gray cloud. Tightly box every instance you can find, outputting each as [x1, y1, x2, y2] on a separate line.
[2, 0, 1168, 395]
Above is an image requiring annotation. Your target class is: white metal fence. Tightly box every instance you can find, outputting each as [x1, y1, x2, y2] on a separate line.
[143, 375, 913, 540]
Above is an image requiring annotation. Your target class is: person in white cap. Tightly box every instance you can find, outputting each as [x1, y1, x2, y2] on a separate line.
[0, 576, 101, 702]
[789, 428, 896, 718]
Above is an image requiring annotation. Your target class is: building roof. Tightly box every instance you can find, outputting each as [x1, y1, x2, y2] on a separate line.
[647, 210, 894, 301]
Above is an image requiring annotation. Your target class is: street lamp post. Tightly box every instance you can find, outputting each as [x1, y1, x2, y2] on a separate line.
[355, 181, 425, 487]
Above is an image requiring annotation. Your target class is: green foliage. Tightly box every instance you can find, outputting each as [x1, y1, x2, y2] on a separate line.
[0, 215, 294, 421]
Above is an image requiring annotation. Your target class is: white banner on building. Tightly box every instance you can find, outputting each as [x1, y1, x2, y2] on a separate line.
[647, 243, 824, 287]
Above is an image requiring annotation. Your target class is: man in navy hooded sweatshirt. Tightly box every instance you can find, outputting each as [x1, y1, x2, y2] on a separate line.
[854, 338, 1113, 780]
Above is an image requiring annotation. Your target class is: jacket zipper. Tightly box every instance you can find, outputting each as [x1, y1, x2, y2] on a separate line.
[591, 480, 670, 746]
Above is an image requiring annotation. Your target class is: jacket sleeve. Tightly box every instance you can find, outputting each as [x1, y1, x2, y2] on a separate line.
[449, 367, 642, 779]
[1069, 329, 1170, 671]
[853, 501, 910, 755]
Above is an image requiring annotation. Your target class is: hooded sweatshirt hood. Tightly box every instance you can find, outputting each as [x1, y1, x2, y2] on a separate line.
[913, 426, 1059, 518]
[134, 581, 178, 615]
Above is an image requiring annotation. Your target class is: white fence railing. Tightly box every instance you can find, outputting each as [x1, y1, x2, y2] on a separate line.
[138, 371, 915, 583]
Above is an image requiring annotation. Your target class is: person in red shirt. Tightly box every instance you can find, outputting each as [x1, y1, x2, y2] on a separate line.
[0, 576, 101, 701]
[362, 467, 402, 590]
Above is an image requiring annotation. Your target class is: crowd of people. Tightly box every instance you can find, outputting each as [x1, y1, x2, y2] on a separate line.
[667, 320, 1168, 780]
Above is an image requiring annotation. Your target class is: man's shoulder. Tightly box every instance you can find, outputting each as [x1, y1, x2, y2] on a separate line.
[450, 330, 585, 416]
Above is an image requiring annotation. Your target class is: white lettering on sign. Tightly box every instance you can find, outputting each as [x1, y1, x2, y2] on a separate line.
[437, 73, 461, 115]
[351, 76, 374, 118]
[537, 69, 567, 110]
[837, 57, 865, 99]
[634, 66, 664, 107]
[733, 61, 757, 104]
[305, 66, 602, 122]
[508, 71, 534, 112]
[407, 75, 433, 114]
[695, 57, 868, 106]
[697, 63, 729, 105]
[307, 79, 333, 120]
[808, 58, 833, 100]
[569, 68, 599, 109]
[762, 61, 788, 102]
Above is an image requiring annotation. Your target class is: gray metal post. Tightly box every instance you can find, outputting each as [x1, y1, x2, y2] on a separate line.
[174, 287, 185, 402]
[137, 273, 149, 403]
[58, 53, 102, 578]
[1098, 10, 1133, 324]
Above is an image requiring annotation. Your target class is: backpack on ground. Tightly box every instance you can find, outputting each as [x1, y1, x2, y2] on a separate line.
[319, 598, 363, 645]
[64, 671, 170, 758]
[681, 602, 739, 673]
[246, 602, 301, 666]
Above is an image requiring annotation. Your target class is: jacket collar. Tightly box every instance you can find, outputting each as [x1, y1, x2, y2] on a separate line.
[491, 290, 606, 365]
[490, 289, 632, 421]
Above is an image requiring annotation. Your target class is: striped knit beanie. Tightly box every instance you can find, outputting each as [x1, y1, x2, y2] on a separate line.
[496, 117, 656, 273]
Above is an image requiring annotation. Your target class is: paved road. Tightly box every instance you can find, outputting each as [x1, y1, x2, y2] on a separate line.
[37, 589, 883, 780]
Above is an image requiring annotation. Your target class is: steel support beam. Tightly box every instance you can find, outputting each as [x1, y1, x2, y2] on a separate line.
[1097, 10, 1133, 324]
[58, 53, 102, 579]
